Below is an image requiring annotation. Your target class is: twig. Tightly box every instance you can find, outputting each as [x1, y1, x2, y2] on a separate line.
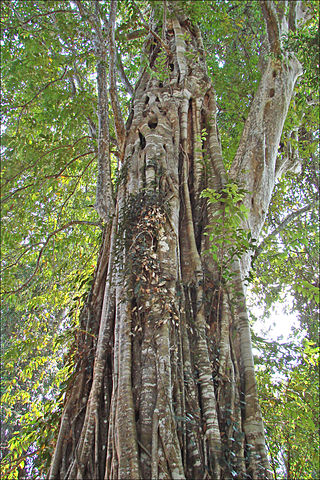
[253, 203, 314, 261]
[2, 136, 91, 186]
[0, 447, 41, 471]
[2, 242, 43, 271]
[1, 150, 96, 203]
[15, 67, 68, 135]
[2, 220, 103, 295]
[1, 182, 35, 203]
[2, 9, 73, 29]
[14, 67, 68, 110]
[57, 157, 96, 218]
[133, 0, 171, 55]
[49, 150, 97, 179]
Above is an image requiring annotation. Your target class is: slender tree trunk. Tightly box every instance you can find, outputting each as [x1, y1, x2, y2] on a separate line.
[49, 3, 303, 479]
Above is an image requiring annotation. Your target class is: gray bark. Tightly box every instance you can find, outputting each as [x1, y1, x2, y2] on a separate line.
[49, 2, 306, 479]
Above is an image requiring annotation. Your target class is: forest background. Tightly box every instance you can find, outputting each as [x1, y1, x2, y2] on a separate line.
[0, 1, 319, 479]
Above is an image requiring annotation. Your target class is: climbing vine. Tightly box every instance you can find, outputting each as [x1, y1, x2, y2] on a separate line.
[201, 182, 257, 284]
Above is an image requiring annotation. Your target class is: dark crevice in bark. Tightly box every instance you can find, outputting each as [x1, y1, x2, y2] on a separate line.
[139, 131, 146, 149]
[148, 117, 158, 129]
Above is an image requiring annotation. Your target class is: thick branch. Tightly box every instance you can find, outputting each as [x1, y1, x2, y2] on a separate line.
[108, 0, 125, 151]
[116, 52, 134, 96]
[288, 1, 299, 31]
[74, 0, 98, 33]
[289, 1, 312, 31]
[229, 50, 302, 240]
[74, 0, 115, 221]
[123, 28, 145, 40]
[260, 0, 281, 55]
[95, 60, 115, 221]
[162, 0, 167, 41]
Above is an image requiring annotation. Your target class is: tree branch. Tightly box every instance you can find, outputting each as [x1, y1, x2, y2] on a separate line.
[253, 203, 313, 261]
[73, 1, 115, 221]
[229, 3, 303, 242]
[2, 242, 43, 272]
[133, 0, 171, 55]
[108, 0, 125, 150]
[1, 150, 96, 203]
[2, 221, 103, 296]
[288, 1, 298, 32]
[95, 58, 115, 221]
[260, 0, 281, 55]
[14, 67, 68, 135]
[124, 28, 145, 40]
[162, 0, 167, 41]
[2, 136, 92, 187]
[49, 150, 97, 179]
[14, 67, 68, 110]
[57, 157, 96, 218]
[3, 9, 73, 29]
[116, 52, 134, 96]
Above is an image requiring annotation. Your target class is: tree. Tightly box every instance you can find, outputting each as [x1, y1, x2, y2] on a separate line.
[1, 1, 316, 479]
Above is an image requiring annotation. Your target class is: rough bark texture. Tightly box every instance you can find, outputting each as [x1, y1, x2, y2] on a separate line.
[49, 3, 303, 479]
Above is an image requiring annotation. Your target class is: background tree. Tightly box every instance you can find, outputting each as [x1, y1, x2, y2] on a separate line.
[1, 1, 318, 479]
[253, 336, 319, 480]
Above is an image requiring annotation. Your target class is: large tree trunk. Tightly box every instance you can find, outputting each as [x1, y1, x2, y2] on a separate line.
[49, 4, 303, 480]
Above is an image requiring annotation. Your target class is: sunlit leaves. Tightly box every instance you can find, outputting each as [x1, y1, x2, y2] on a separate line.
[1, 2, 102, 476]
[252, 166, 319, 343]
[255, 340, 319, 479]
[201, 183, 256, 280]
[200, 1, 263, 168]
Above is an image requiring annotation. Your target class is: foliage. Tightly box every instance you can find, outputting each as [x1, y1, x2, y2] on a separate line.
[0, 272, 92, 479]
[201, 182, 256, 284]
[284, 0, 319, 92]
[201, 1, 263, 168]
[251, 149, 319, 344]
[254, 337, 320, 480]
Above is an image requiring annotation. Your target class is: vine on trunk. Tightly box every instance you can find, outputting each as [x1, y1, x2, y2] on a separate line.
[201, 182, 257, 285]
